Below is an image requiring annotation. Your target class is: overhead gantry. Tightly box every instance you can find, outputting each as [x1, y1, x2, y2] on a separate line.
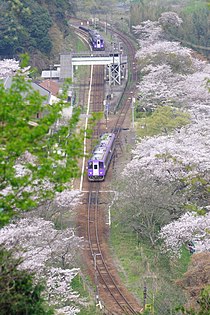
[59, 51, 127, 86]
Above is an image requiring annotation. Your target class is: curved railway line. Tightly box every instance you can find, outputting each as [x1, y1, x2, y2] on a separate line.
[70, 17, 142, 314]
[87, 185, 139, 315]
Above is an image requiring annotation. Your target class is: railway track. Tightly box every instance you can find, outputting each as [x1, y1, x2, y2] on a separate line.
[90, 65, 105, 139]
[110, 28, 138, 139]
[87, 184, 140, 315]
[70, 16, 142, 314]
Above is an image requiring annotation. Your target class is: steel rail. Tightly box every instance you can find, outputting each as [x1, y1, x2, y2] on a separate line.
[70, 16, 142, 314]
[87, 185, 138, 314]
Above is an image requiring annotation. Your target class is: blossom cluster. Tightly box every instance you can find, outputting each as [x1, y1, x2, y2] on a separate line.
[158, 211, 210, 254]
[123, 17, 210, 255]
[0, 59, 30, 79]
[158, 11, 183, 28]
[54, 189, 82, 208]
[133, 20, 164, 47]
[0, 59, 20, 79]
[123, 119, 210, 180]
[133, 17, 210, 116]
[127, 18, 210, 179]
[46, 267, 80, 306]
[0, 217, 85, 314]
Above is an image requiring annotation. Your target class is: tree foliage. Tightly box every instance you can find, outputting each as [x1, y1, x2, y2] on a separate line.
[136, 106, 190, 138]
[76, 0, 117, 14]
[176, 253, 210, 302]
[0, 246, 54, 315]
[131, 0, 210, 58]
[0, 74, 83, 226]
[112, 169, 185, 246]
[159, 212, 210, 254]
[177, 289, 210, 315]
[0, 216, 83, 314]
[0, 0, 77, 56]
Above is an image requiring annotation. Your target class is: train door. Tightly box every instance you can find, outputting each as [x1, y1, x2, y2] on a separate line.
[96, 39, 101, 49]
[93, 161, 99, 177]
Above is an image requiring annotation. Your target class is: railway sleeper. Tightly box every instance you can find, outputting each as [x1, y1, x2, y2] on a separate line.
[98, 268, 108, 273]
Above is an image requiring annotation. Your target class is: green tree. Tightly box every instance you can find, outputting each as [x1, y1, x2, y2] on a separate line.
[19, 4, 53, 54]
[0, 73, 83, 226]
[136, 106, 190, 138]
[0, 246, 54, 315]
[176, 287, 210, 315]
[0, 0, 77, 56]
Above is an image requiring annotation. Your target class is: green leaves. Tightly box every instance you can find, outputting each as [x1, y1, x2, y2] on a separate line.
[176, 287, 210, 315]
[0, 247, 54, 315]
[0, 75, 83, 225]
[136, 106, 190, 138]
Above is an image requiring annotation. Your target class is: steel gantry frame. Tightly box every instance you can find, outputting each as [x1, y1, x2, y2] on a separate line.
[59, 51, 127, 86]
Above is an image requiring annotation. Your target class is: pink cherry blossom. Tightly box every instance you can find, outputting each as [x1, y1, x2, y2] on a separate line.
[121, 17, 210, 256]
[158, 212, 210, 254]
[0, 217, 85, 314]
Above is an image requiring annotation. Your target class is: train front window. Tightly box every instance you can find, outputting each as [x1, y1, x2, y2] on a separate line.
[94, 164, 98, 170]
[88, 162, 93, 169]
[99, 162, 103, 169]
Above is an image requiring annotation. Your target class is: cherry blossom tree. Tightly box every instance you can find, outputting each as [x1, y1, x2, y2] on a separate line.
[132, 18, 210, 176]
[159, 11, 183, 28]
[117, 17, 210, 255]
[0, 59, 20, 79]
[112, 169, 186, 246]
[0, 216, 85, 314]
[158, 211, 210, 254]
[134, 20, 210, 117]
[125, 120, 210, 181]
[130, 18, 210, 192]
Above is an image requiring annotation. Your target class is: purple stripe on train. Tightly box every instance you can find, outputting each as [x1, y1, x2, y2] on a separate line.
[79, 26, 105, 51]
[88, 133, 115, 181]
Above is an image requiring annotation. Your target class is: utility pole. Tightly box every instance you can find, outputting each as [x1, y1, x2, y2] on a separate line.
[93, 253, 101, 303]
[103, 98, 110, 129]
[131, 96, 135, 129]
[143, 281, 147, 311]
[49, 64, 52, 90]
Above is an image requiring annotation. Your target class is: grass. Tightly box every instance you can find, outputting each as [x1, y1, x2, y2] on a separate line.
[78, 307, 102, 315]
[109, 223, 191, 314]
[71, 273, 103, 314]
[71, 273, 90, 298]
[64, 31, 88, 52]
[182, 0, 207, 14]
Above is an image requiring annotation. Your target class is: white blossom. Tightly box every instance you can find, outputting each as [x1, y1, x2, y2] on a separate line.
[54, 189, 82, 208]
[158, 211, 210, 254]
[56, 306, 80, 315]
[46, 267, 80, 305]
[158, 11, 183, 28]
[136, 40, 192, 61]
[122, 18, 210, 256]
[0, 217, 85, 314]
[0, 59, 20, 78]
[129, 18, 210, 182]
[123, 120, 210, 180]
[0, 59, 30, 79]
[133, 20, 164, 47]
